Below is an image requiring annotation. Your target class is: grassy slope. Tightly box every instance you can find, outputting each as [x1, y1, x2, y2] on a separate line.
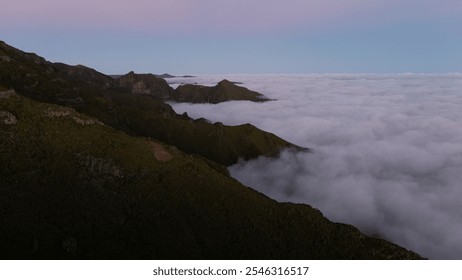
[0, 94, 422, 259]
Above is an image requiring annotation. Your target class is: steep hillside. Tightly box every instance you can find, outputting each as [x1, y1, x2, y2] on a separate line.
[0, 92, 422, 259]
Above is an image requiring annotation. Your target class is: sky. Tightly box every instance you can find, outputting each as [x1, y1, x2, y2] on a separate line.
[1, 0, 462, 74]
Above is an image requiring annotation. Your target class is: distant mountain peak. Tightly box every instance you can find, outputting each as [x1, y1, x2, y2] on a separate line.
[172, 79, 271, 104]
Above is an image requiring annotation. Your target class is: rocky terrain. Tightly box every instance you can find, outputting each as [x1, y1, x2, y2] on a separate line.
[0, 40, 423, 259]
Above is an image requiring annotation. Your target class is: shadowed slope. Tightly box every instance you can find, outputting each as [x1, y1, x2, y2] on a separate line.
[0, 93, 422, 259]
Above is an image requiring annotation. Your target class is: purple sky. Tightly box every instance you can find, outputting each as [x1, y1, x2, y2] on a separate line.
[1, 0, 462, 74]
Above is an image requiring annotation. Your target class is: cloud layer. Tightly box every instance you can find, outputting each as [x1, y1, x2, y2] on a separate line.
[169, 74, 462, 259]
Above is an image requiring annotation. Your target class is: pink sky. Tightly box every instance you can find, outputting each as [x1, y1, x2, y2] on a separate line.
[2, 0, 461, 74]
[3, 0, 461, 34]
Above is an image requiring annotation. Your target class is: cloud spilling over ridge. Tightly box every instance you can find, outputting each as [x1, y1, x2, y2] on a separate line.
[170, 74, 462, 259]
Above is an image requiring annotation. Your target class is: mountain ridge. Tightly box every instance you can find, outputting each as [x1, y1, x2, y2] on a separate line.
[0, 40, 302, 166]
[0, 40, 423, 259]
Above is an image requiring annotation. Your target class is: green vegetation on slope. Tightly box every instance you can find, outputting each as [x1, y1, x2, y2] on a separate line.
[0, 93, 422, 259]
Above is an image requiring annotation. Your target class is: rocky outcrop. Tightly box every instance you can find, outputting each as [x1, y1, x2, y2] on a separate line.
[45, 107, 103, 126]
[78, 154, 123, 178]
[0, 89, 17, 99]
[71, 116, 104, 126]
[0, 111, 17, 125]
[115, 71, 174, 99]
[171, 79, 270, 103]
[44, 107, 73, 117]
[0, 55, 11, 63]
[0, 90, 19, 125]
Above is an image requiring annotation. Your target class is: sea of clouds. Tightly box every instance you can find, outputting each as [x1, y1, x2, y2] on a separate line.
[168, 74, 462, 259]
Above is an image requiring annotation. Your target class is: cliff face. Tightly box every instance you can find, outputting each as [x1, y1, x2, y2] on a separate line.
[172, 79, 270, 103]
[0, 41, 423, 259]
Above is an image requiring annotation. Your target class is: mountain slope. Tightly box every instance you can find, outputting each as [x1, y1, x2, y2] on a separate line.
[0, 40, 302, 165]
[0, 92, 422, 259]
